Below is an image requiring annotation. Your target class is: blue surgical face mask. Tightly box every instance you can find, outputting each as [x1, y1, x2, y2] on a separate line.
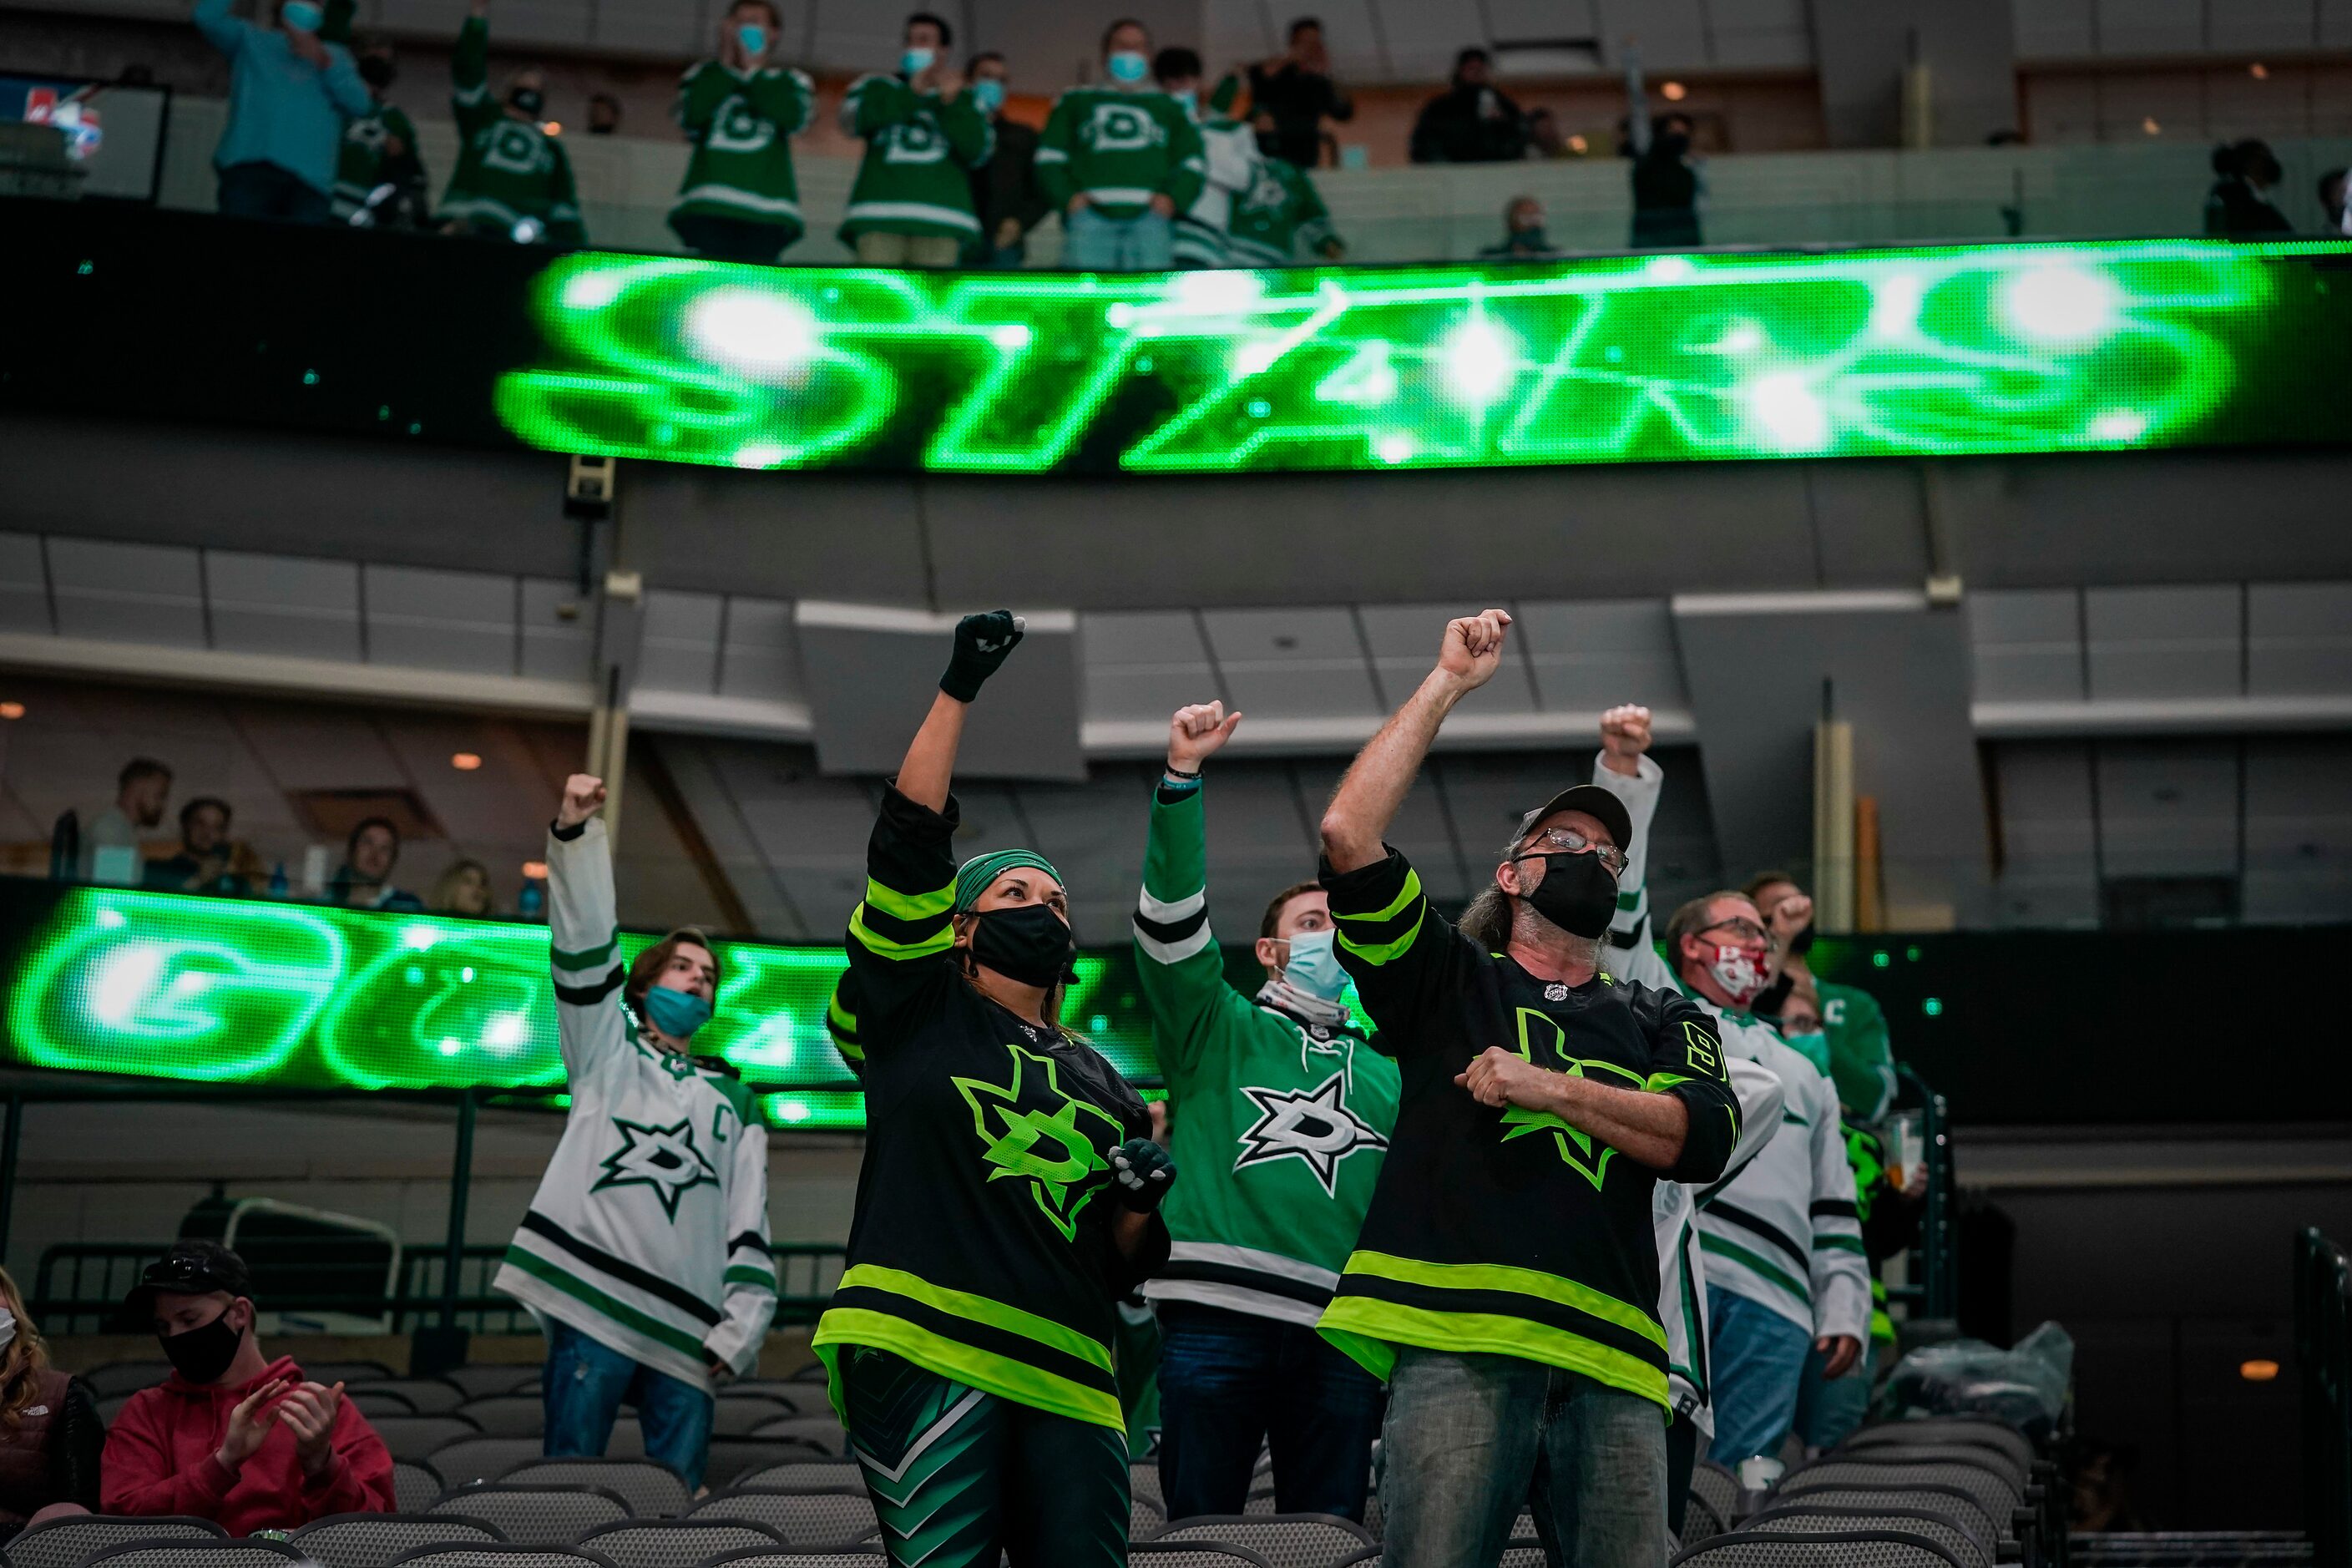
[1106, 49, 1150, 84]
[1782, 1029, 1831, 1075]
[643, 984, 714, 1041]
[902, 46, 935, 75]
[281, 0, 322, 33]
[1169, 87, 1198, 117]
[971, 78, 1006, 112]
[736, 22, 767, 57]
[1282, 928, 1350, 1003]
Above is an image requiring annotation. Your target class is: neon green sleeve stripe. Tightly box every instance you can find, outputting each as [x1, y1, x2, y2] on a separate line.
[1336, 918, 1424, 967]
[849, 906, 955, 960]
[827, 992, 858, 1033]
[1333, 867, 1424, 924]
[551, 933, 619, 971]
[864, 877, 954, 922]
[1338, 1249, 1666, 1350]
[837, 1264, 1114, 1372]
[1645, 1071, 1692, 1092]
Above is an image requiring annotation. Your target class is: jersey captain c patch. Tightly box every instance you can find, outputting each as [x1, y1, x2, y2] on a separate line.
[1232, 1072, 1388, 1197]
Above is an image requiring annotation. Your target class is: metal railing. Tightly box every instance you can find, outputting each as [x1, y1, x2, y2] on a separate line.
[2299, 1227, 2351, 1568]
[1885, 1063, 1959, 1325]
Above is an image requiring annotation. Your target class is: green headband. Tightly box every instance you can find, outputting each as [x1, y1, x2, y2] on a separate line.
[953, 848, 1064, 913]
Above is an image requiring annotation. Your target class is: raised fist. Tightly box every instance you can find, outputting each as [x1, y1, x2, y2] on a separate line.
[1166, 701, 1242, 772]
[939, 610, 1025, 703]
[1435, 609, 1513, 692]
[558, 774, 606, 828]
[1598, 704, 1653, 776]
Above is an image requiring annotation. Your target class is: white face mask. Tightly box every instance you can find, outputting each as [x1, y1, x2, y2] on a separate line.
[1706, 943, 1769, 1006]
[0, 1307, 16, 1353]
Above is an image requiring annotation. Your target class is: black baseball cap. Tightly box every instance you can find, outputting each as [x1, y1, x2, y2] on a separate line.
[125, 1240, 253, 1312]
[1510, 784, 1634, 857]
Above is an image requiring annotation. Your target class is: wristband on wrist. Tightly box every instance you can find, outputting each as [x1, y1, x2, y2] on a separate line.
[1162, 763, 1201, 780]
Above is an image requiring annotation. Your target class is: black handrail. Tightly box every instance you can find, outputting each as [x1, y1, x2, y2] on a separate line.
[2298, 1227, 2351, 1568]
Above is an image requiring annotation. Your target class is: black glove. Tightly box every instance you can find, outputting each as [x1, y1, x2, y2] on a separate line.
[1109, 1138, 1176, 1213]
[940, 609, 1025, 703]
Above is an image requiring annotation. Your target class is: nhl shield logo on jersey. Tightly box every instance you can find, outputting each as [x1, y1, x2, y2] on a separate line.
[1232, 1074, 1388, 1197]
[590, 1116, 721, 1221]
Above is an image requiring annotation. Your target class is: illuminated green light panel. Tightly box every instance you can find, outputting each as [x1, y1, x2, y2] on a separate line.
[5, 890, 1186, 1131]
[493, 239, 2349, 475]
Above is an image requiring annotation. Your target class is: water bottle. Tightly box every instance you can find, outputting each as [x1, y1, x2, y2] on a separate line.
[1735, 1455, 1784, 1520]
[518, 879, 546, 919]
[269, 862, 290, 898]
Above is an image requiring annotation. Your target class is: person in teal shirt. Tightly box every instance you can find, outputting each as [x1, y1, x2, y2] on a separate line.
[194, 0, 372, 222]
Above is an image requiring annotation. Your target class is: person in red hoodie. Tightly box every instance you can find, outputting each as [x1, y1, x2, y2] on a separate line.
[101, 1242, 394, 1529]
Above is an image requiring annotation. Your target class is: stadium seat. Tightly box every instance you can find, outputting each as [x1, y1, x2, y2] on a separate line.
[1149, 1514, 1375, 1568]
[81, 1544, 307, 1568]
[385, 1547, 617, 1568]
[574, 1520, 787, 1568]
[705, 1439, 836, 1490]
[718, 1383, 806, 1413]
[709, 1398, 799, 1436]
[1125, 1547, 1277, 1568]
[443, 1367, 544, 1400]
[731, 1461, 865, 1492]
[1781, 1459, 2025, 1537]
[1131, 1490, 1167, 1542]
[1244, 1483, 1279, 1515]
[83, 1362, 173, 1398]
[458, 1396, 551, 1437]
[1131, 1462, 1165, 1512]
[503, 1459, 691, 1520]
[291, 1514, 508, 1568]
[1746, 1505, 1995, 1568]
[1830, 1444, 2031, 1492]
[1499, 1545, 1547, 1568]
[1768, 1483, 2009, 1556]
[1668, 1527, 1970, 1568]
[748, 1416, 848, 1456]
[353, 1378, 472, 1415]
[784, 1364, 829, 1383]
[685, 1488, 878, 1545]
[1691, 1461, 1740, 1530]
[1684, 1487, 1731, 1545]
[427, 1439, 556, 1489]
[5, 1515, 223, 1568]
[1844, 1421, 2035, 1472]
[305, 1360, 398, 1384]
[351, 1389, 422, 1418]
[428, 1484, 634, 1544]
[699, 1554, 885, 1568]
[373, 1414, 487, 1462]
[395, 1461, 448, 1513]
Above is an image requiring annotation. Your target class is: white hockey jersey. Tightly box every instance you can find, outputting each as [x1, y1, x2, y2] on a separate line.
[1657, 1055, 1785, 1436]
[492, 816, 777, 1387]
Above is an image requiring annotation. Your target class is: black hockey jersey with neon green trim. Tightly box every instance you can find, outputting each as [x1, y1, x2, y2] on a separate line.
[815, 786, 1166, 1432]
[1314, 846, 1741, 1409]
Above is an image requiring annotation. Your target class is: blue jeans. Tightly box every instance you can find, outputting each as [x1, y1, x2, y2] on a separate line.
[1378, 1348, 1667, 1568]
[1702, 1286, 1813, 1465]
[1793, 1336, 1874, 1454]
[1062, 205, 1172, 271]
[543, 1319, 716, 1489]
[1156, 1301, 1384, 1522]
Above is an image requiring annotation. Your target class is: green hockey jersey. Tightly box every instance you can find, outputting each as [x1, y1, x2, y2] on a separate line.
[670, 59, 817, 237]
[331, 102, 420, 220]
[1036, 86, 1205, 220]
[1819, 979, 1896, 1120]
[1227, 158, 1337, 266]
[440, 17, 582, 244]
[837, 73, 993, 241]
[1132, 777, 1399, 1327]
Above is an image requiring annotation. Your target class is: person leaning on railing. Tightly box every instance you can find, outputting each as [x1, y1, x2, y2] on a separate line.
[0, 1266, 101, 1543]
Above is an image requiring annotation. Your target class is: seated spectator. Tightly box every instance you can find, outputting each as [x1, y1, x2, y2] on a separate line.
[2204, 139, 2293, 236]
[587, 92, 622, 134]
[1477, 195, 1556, 260]
[82, 757, 171, 885]
[1247, 18, 1351, 169]
[1039, 18, 1205, 271]
[193, 0, 372, 223]
[1409, 48, 1525, 164]
[440, 0, 583, 245]
[332, 817, 424, 912]
[966, 51, 1049, 266]
[144, 797, 253, 896]
[839, 11, 992, 266]
[332, 41, 428, 228]
[0, 1266, 100, 1543]
[1630, 109, 1701, 248]
[102, 1242, 394, 1528]
[668, 0, 816, 263]
[431, 857, 496, 916]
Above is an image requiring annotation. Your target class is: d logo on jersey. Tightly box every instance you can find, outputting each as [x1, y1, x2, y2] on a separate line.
[482, 121, 547, 175]
[883, 119, 948, 164]
[1495, 1009, 1645, 1191]
[591, 1116, 720, 1221]
[953, 1041, 1125, 1242]
[1084, 104, 1163, 153]
[1232, 1073, 1388, 1197]
[710, 97, 776, 154]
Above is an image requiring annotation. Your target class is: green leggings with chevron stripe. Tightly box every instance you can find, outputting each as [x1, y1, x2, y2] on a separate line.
[839, 1345, 1129, 1567]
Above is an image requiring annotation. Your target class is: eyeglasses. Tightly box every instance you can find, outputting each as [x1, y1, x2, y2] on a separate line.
[1522, 827, 1626, 874]
[1700, 917, 1769, 944]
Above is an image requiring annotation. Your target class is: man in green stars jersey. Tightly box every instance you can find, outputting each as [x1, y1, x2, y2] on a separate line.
[1135, 701, 1399, 1523]
[439, 0, 581, 245]
[1317, 608, 1740, 1568]
[668, 0, 817, 263]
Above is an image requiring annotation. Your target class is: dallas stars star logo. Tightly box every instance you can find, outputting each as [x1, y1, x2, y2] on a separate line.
[1496, 1009, 1645, 1191]
[590, 1116, 720, 1221]
[953, 1042, 1125, 1242]
[1232, 1074, 1388, 1196]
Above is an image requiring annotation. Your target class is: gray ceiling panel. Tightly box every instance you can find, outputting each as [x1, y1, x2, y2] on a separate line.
[365, 564, 518, 675]
[0, 532, 50, 636]
[1355, 603, 1537, 713]
[718, 597, 805, 706]
[1966, 588, 2083, 704]
[2247, 582, 2352, 698]
[1200, 607, 1383, 720]
[46, 538, 205, 649]
[2082, 584, 2241, 702]
[205, 551, 362, 664]
[2242, 735, 2352, 923]
[2093, 738, 2239, 880]
[1293, 752, 1469, 903]
[519, 579, 595, 684]
[1514, 599, 1685, 713]
[639, 589, 725, 696]
[2093, 0, 2203, 54]
[1425, 750, 1595, 861]
[1081, 610, 1222, 720]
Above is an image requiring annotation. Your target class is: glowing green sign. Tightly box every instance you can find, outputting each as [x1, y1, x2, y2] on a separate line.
[492, 240, 2352, 475]
[6, 890, 1167, 1130]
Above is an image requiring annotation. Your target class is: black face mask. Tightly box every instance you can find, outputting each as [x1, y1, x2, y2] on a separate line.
[968, 903, 1075, 989]
[1514, 851, 1619, 939]
[1255, 131, 1281, 157]
[358, 54, 396, 89]
[508, 87, 544, 115]
[159, 1305, 243, 1383]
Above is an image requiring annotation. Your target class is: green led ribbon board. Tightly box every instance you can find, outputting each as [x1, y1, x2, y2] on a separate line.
[494, 239, 2352, 474]
[3, 888, 1172, 1131]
